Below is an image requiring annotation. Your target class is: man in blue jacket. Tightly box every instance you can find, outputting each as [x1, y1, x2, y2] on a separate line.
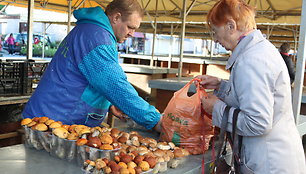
[22, 0, 161, 130]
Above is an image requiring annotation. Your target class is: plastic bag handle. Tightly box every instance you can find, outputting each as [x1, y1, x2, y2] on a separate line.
[177, 78, 208, 99]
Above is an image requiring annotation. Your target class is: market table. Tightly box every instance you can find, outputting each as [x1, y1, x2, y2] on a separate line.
[120, 64, 177, 101]
[120, 54, 229, 77]
[0, 122, 216, 174]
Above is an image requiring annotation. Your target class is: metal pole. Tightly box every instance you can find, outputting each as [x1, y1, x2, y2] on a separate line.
[209, 40, 213, 59]
[26, 0, 34, 60]
[293, 26, 298, 63]
[178, 0, 187, 77]
[168, 23, 173, 69]
[25, 0, 34, 94]
[292, 0, 306, 124]
[42, 23, 46, 58]
[150, 0, 158, 67]
[67, 0, 72, 34]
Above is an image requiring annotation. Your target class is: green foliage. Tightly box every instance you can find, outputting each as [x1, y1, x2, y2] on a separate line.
[20, 42, 58, 57]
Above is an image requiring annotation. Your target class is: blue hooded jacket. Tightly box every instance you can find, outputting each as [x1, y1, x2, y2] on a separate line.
[22, 6, 160, 129]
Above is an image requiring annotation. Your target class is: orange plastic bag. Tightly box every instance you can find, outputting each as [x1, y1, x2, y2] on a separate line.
[160, 78, 214, 155]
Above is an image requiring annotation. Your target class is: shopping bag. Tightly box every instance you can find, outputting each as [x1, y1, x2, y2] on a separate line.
[160, 78, 214, 155]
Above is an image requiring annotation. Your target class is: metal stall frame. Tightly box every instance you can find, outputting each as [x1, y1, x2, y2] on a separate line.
[293, 0, 306, 136]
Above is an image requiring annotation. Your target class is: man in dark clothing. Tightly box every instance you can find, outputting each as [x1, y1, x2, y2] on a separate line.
[279, 43, 295, 84]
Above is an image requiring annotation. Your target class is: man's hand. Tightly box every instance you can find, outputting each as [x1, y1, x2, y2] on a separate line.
[153, 117, 162, 132]
[110, 105, 127, 121]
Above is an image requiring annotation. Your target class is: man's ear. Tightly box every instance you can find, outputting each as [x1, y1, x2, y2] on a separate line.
[110, 12, 122, 24]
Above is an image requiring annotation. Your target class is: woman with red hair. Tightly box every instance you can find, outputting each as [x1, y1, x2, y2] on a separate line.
[197, 0, 305, 173]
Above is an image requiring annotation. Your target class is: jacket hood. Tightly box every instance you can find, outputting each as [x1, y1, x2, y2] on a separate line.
[73, 6, 116, 41]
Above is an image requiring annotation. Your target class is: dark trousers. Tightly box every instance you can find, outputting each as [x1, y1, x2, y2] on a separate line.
[8, 44, 14, 54]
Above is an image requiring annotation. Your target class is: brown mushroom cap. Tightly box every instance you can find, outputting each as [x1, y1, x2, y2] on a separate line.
[45, 119, 55, 126]
[27, 121, 37, 127]
[38, 117, 49, 123]
[117, 136, 128, 144]
[174, 149, 185, 158]
[49, 121, 62, 129]
[67, 132, 79, 140]
[118, 162, 128, 169]
[21, 118, 32, 126]
[61, 124, 70, 130]
[133, 155, 144, 165]
[144, 156, 157, 168]
[100, 144, 114, 150]
[127, 166, 136, 174]
[100, 134, 113, 144]
[87, 136, 102, 148]
[134, 166, 142, 174]
[103, 166, 112, 174]
[76, 138, 88, 146]
[119, 167, 129, 174]
[95, 159, 106, 170]
[111, 128, 121, 138]
[35, 123, 48, 131]
[121, 154, 133, 163]
[79, 128, 91, 136]
[52, 127, 69, 139]
[127, 161, 137, 169]
[32, 117, 40, 122]
[138, 161, 150, 171]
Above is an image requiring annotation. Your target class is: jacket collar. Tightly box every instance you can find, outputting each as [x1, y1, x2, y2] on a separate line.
[226, 30, 265, 70]
[73, 7, 117, 42]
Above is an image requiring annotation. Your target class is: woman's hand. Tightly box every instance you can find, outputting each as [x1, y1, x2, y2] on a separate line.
[202, 94, 219, 115]
[195, 75, 221, 89]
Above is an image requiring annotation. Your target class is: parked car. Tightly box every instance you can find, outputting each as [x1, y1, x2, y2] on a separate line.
[3, 33, 52, 53]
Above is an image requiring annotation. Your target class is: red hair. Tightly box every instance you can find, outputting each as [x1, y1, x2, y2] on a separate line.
[207, 0, 256, 31]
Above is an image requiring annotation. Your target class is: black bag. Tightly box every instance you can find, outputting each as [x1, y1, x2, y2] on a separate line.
[213, 106, 254, 174]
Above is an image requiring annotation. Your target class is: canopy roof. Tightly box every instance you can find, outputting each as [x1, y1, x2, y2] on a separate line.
[0, 0, 302, 45]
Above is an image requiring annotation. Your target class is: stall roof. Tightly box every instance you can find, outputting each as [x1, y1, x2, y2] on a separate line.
[0, 0, 301, 24]
[0, 0, 302, 45]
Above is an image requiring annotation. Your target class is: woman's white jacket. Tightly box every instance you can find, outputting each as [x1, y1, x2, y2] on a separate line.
[213, 30, 306, 174]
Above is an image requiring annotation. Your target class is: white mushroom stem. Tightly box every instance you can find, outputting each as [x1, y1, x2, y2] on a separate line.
[92, 130, 100, 137]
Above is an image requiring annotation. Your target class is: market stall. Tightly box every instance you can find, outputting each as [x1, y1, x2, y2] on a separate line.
[1, 119, 216, 174]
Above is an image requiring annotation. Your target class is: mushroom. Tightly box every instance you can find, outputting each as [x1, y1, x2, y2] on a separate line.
[76, 138, 88, 146]
[99, 144, 113, 150]
[61, 124, 70, 130]
[32, 117, 40, 122]
[110, 128, 121, 138]
[21, 118, 32, 126]
[67, 132, 79, 140]
[27, 121, 37, 127]
[157, 142, 171, 150]
[144, 156, 157, 168]
[38, 117, 49, 123]
[138, 161, 150, 171]
[120, 167, 129, 174]
[118, 162, 128, 169]
[45, 119, 55, 126]
[100, 134, 113, 144]
[95, 158, 106, 170]
[52, 127, 69, 139]
[120, 154, 133, 163]
[35, 123, 48, 131]
[87, 135, 102, 148]
[49, 121, 62, 129]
